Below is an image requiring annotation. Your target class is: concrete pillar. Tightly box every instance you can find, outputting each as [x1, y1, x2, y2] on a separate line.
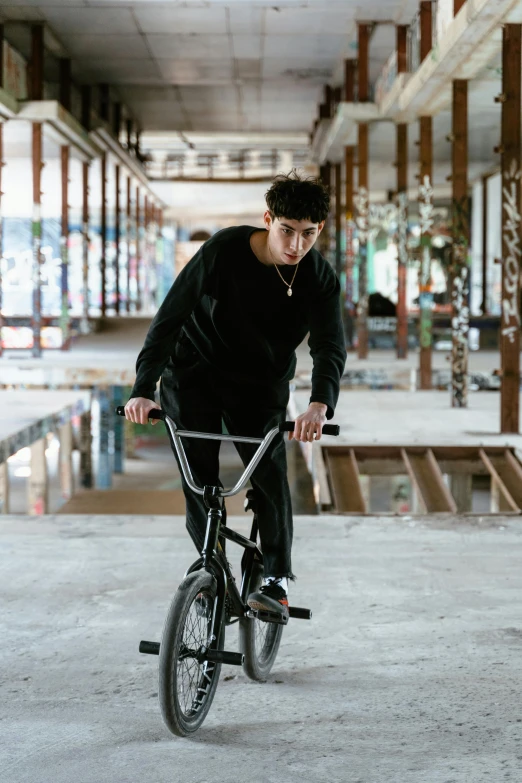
[28, 438, 48, 515]
[450, 474, 472, 512]
[491, 479, 512, 513]
[420, 2, 432, 61]
[114, 164, 121, 315]
[112, 385, 124, 473]
[59, 57, 71, 112]
[31, 27, 44, 358]
[79, 409, 93, 488]
[499, 24, 522, 433]
[59, 421, 74, 500]
[60, 145, 71, 349]
[100, 151, 107, 317]
[0, 461, 9, 514]
[126, 175, 132, 313]
[0, 121, 3, 359]
[95, 387, 112, 489]
[450, 80, 470, 408]
[81, 161, 90, 333]
[355, 23, 370, 360]
[136, 185, 141, 311]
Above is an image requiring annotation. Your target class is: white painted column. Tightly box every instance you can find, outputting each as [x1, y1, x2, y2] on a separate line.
[59, 421, 74, 500]
[28, 438, 48, 515]
[0, 462, 9, 514]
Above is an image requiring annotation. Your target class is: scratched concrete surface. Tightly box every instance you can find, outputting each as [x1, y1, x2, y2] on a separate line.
[2, 513, 522, 783]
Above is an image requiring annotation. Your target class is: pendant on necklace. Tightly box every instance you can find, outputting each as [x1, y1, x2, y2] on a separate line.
[287, 288, 293, 297]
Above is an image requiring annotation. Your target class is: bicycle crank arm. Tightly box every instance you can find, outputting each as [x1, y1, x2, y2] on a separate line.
[139, 640, 160, 655]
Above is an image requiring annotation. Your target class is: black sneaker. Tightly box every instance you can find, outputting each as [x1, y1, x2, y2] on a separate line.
[247, 582, 289, 619]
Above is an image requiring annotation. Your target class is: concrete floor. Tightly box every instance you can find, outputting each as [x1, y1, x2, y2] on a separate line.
[2, 513, 522, 782]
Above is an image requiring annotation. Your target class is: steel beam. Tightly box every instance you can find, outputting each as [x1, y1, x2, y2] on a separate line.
[419, 116, 434, 389]
[60, 145, 71, 349]
[450, 80, 470, 408]
[500, 24, 522, 433]
[396, 122, 408, 359]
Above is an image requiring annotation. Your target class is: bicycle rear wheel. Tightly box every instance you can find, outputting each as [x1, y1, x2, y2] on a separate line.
[158, 570, 223, 736]
[239, 560, 284, 681]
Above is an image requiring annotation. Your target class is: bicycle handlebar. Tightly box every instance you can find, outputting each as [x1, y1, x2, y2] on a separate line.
[115, 406, 339, 497]
[115, 406, 339, 436]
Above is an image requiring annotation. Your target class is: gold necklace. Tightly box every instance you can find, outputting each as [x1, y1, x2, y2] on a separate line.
[267, 237, 299, 297]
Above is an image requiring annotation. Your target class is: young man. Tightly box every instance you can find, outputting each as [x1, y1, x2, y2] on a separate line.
[125, 171, 346, 617]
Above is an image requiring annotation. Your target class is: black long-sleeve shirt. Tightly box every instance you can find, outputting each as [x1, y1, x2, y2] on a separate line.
[131, 226, 346, 418]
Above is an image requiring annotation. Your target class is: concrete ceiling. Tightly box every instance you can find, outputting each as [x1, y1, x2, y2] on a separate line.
[1, 0, 420, 134]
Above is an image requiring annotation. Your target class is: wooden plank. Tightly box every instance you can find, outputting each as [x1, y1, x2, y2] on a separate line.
[402, 448, 457, 512]
[401, 448, 427, 512]
[325, 449, 367, 513]
[500, 24, 522, 433]
[479, 448, 519, 512]
[483, 449, 522, 509]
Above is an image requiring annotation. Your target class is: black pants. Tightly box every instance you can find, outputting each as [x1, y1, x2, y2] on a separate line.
[159, 343, 294, 580]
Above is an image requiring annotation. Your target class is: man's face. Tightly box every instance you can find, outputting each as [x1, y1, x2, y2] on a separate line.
[264, 212, 324, 265]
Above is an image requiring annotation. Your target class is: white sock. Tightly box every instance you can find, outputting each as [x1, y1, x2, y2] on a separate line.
[264, 576, 288, 593]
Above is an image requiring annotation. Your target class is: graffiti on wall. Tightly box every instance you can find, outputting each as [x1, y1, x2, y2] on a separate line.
[501, 160, 521, 343]
[451, 245, 470, 407]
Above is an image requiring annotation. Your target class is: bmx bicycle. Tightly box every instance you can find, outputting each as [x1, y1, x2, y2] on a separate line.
[116, 405, 339, 736]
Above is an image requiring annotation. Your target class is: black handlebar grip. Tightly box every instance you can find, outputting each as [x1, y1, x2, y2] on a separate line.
[206, 650, 244, 666]
[279, 421, 340, 436]
[114, 406, 165, 421]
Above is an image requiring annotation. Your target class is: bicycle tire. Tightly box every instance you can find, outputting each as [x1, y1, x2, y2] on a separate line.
[239, 561, 284, 681]
[158, 570, 224, 736]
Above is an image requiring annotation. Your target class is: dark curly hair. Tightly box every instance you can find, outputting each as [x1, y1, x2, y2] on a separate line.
[265, 170, 330, 224]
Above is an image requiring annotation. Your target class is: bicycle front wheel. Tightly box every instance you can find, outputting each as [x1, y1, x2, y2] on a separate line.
[239, 561, 284, 681]
[158, 570, 223, 736]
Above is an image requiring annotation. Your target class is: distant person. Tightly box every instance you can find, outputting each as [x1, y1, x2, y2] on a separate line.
[124, 171, 346, 618]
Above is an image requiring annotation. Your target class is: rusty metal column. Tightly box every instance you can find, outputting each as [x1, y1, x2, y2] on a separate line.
[481, 175, 488, 315]
[60, 145, 71, 349]
[135, 186, 141, 311]
[114, 164, 120, 315]
[450, 80, 470, 408]
[31, 26, 44, 358]
[100, 151, 107, 317]
[144, 194, 150, 310]
[499, 25, 522, 433]
[418, 3, 433, 388]
[355, 23, 370, 360]
[396, 25, 408, 360]
[419, 117, 434, 388]
[126, 176, 132, 313]
[344, 60, 356, 350]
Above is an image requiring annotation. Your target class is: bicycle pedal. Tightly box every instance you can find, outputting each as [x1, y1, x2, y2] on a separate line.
[252, 609, 289, 626]
[139, 640, 160, 655]
[288, 606, 312, 620]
